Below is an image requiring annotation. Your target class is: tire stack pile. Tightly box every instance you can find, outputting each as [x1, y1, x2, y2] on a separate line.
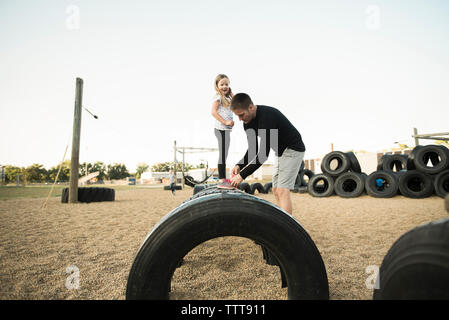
[308, 151, 365, 198]
[366, 145, 449, 199]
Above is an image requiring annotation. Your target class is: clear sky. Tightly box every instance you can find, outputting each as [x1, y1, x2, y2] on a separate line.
[1, 0, 448, 172]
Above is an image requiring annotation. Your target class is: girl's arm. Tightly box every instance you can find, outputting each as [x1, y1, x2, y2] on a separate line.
[211, 100, 233, 126]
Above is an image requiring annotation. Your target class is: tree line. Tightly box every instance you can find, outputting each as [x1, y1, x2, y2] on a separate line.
[1, 161, 205, 184]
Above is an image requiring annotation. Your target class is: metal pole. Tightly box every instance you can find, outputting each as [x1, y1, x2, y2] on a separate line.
[182, 148, 185, 189]
[173, 140, 177, 185]
[69, 77, 83, 203]
[413, 128, 419, 146]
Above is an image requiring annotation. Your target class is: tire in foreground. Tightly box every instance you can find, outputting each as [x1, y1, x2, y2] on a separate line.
[126, 188, 329, 300]
[373, 218, 449, 299]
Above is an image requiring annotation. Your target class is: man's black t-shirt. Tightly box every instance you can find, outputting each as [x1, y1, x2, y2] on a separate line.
[237, 105, 305, 179]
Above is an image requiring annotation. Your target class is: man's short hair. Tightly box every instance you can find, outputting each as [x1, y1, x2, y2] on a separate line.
[230, 93, 253, 111]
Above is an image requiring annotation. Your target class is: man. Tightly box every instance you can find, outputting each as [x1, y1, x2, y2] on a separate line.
[229, 93, 305, 214]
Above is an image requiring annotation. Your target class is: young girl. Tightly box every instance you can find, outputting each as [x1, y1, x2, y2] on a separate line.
[211, 74, 234, 184]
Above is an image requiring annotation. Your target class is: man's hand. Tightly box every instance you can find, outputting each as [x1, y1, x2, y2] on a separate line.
[230, 174, 243, 187]
[231, 165, 240, 176]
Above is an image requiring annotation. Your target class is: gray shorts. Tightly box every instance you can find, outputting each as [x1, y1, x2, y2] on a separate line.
[272, 148, 305, 190]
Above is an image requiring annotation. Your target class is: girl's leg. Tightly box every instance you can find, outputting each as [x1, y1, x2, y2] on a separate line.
[214, 129, 228, 180]
[223, 129, 231, 174]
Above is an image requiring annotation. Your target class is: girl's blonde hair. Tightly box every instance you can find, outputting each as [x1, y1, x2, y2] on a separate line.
[214, 74, 232, 108]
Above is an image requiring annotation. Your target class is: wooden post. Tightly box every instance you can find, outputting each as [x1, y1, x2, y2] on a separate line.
[413, 128, 419, 146]
[69, 78, 83, 203]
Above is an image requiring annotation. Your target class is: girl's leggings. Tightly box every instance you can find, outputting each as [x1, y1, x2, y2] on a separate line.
[214, 128, 231, 179]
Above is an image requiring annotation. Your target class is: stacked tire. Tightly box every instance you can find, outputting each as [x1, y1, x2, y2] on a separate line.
[309, 151, 365, 198]
[368, 145, 449, 199]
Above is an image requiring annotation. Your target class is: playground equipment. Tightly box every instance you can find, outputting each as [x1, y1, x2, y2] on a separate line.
[412, 128, 449, 145]
[173, 141, 217, 188]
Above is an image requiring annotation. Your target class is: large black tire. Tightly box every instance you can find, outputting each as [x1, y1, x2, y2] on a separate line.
[334, 172, 366, 198]
[126, 188, 329, 300]
[346, 152, 362, 173]
[412, 145, 449, 174]
[61, 187, 115, 203]
[308, 173, 335, 197]
[321, 151, 351, 177]
[380, 154, 408, 172]
[263, 182, 273, 194]
[398, 170, 434, 199]
[434, 170, 449, 198]
[373, 218, 449, 299]
[365, 171, 399, 198]
[250, 182, 266, 194]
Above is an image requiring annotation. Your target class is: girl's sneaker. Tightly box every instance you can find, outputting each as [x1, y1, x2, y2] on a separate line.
[217, 179, 235, 189]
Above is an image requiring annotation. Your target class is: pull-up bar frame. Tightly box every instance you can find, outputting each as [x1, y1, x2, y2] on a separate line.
[412, 128, 449, 146]
[173, 141, 218, 188]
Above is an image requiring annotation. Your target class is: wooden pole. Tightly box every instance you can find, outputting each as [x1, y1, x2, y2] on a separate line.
[69, 78, 83, 203]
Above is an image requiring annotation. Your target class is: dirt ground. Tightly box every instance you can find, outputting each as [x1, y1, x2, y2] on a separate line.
[0, 187, 447, 300]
